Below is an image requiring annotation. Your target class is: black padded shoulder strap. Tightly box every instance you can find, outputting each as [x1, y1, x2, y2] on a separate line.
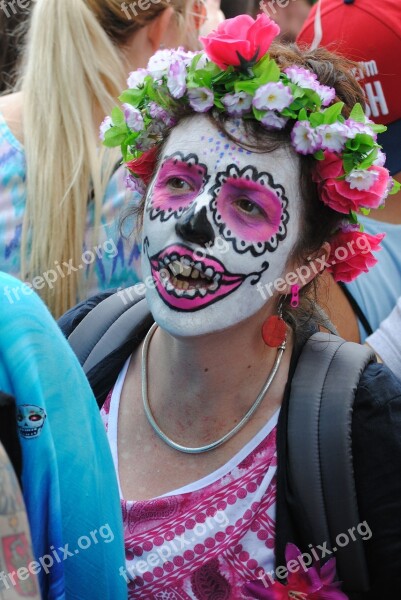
[68, 285, 151, 373]
[288, 333, 375, 593]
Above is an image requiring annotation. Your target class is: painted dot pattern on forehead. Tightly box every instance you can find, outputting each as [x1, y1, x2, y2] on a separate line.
[210, 164, 290, 257]
[200, 132, 253, 168]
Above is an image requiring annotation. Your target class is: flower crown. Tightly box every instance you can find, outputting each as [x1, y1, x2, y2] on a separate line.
[102, 13, 399, 283]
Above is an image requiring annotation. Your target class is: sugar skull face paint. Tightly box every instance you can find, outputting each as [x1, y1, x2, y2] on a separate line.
[141, 115, 302, 337]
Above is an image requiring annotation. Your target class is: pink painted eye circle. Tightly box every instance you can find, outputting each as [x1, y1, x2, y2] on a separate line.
[235, 198, 265, 218]
[167, 177, 194, 193]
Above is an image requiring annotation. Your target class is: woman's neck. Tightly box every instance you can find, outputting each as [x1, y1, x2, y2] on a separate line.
[144, 313, 292, 444]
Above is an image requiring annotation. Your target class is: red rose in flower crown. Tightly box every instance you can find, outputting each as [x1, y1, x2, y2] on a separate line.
[200, 13, 280, 71]
[313, 151, 390, 215]
[126, 146, 159, 185]
[328, 227, 385, 283]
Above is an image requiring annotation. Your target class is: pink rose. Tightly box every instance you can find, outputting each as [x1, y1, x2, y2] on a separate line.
[314, 151, 390, 214]
[328, 229, 385, 283]
[200, 14, 280, 71]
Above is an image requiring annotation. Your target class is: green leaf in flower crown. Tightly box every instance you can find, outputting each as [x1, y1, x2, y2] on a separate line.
[309, 112, 325, 128]
[342, 152, 355, 174]
[103, 126, 128, 148]
[235, 79, 260, 95]
[370, 123, 387, 134]
[252, 107, 266, 121]
[390, 179, 401, 195]
[346, 133, 375, 153]
[301, 88, 322, 108]
[357, 147, 378, 170]
[314, 150, 325, 161]
[119, 87, 146, 107]
[252, 54, 271, 77]
[322, 101, 344, 124]
[253, 55, 280, 82]
[349, 103, 366, 123]
[349, 210, 359, 224]
[360, 207, 371, 216]
[111, 106, 125, 127]
[298, 108, 308, 122]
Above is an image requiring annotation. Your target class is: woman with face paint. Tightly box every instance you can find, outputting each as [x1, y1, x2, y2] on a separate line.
[61, 14, 401, 599]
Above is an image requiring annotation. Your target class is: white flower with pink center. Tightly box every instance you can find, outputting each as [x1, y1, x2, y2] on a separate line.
[188, 88, 215, 113]
[261, 111, 288, 130]
[291, 121, 322, 155]
[99, 116, 112, 141]
[167, 60, 187, 99]
[123, 104, 144, 131]
[253, 82, 293, 112]
[374, 150, 386, 167]
[222, 92, 253, 116]
[126, 69, 148, 89]
[316, 84, 336, 106]
[284, 66, 318, 88]
[147, 49, 176, 80]
[345, 169, 379, 191]
[344, 119, 375, 138]
[317, 122, 349, 152]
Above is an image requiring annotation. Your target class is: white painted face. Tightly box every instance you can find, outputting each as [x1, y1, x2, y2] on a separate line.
[141, 115, 302, 337]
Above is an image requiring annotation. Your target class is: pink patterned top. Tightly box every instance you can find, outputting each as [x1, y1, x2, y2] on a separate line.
[101, 358, 279, 600]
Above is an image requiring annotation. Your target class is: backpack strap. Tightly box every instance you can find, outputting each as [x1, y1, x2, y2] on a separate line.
[288, 332, 375, 592]
[68, 284, 151, 373]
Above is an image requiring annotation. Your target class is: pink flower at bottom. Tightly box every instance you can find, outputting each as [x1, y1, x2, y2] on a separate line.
[327, 229, 385, 283]
[244, 544, 348, 599]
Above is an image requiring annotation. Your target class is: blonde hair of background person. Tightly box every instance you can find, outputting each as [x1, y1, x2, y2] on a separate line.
[0, 0, 202, 318]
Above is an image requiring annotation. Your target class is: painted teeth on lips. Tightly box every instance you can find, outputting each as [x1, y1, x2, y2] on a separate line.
[158, 255, 222, 287]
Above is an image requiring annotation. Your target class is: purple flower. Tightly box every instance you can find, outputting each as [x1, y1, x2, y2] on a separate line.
[188, 87, 215, 113]
[167, 60, 187, 99]
[222, 91, 253, 116]
[99, 116, 112, 141]
[317, 122, 349, 152]
[284, 65, 318, 88]
[148, 102, 176, 127]
[344, 119, 375, 138]
[124, 174, 146, 196]
[123, 104, 144, 131]
[316, 83, 336, 106]
[374, 149, 386, 167]
[147, 49, 175, 80]
[291, 121, 322, 155]
[126, 68, 148, 89]
[253, 82, 293, 111]
[260, 111, 288, 130]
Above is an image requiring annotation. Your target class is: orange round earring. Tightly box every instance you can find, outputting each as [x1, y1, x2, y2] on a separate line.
[262, 300, 287, 347]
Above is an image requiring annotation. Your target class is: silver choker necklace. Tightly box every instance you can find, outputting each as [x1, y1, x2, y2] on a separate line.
[141, 322, 286, 454]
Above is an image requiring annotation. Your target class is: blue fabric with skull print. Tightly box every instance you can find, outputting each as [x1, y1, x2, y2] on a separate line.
[0, 273, 126, 600]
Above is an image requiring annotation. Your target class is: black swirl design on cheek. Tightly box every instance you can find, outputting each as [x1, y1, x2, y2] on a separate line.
[209, 164, 289, 257]
[145, 152, 210, 223]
